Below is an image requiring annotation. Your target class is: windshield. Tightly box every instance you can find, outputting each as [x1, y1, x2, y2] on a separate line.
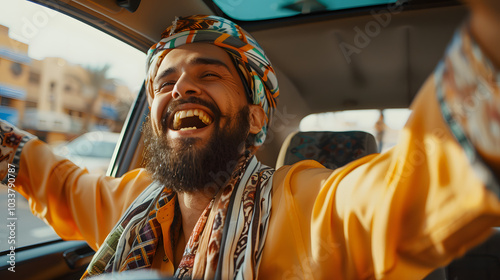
[213, 0, 398, 21]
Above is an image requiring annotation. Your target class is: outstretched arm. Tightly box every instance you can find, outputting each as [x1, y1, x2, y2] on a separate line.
[261, 2, 500, 279]
[0, 121, 152, 251]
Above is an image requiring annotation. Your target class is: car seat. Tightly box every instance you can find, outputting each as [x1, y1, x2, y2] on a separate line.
[276, 131, 500, 280]
[276, 130, 378, 169]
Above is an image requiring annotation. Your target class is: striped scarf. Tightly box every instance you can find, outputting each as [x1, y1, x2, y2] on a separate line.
[82, 155, 274, 279]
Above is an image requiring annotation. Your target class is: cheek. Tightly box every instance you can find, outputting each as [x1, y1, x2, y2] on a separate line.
[208, 81, 247, 113]
[150, 94, 172, 134]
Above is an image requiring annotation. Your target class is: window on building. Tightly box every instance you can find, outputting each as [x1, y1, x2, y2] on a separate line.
[10, 61, 22, 76]
[0, 0, 145, 252]
[0, 96, 12, 106]
[50, 81, 56, 91]
[64, 84, 72, 93]
[29, 72, 40, 84]
[25, 101, 37, 108]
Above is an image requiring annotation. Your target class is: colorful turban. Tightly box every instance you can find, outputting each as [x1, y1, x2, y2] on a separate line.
[145, 15, 279, 147]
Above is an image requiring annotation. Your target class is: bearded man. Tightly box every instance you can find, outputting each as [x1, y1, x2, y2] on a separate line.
[1, 1, 500, 279]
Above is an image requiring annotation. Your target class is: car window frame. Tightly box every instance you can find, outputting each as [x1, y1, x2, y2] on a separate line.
[107, 83, 148, 177]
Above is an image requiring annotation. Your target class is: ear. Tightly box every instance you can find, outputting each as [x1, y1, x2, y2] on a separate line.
[248, 105, 266, 134]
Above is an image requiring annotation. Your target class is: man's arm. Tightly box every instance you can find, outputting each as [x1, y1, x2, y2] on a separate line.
[260, 3, 500, 278]
[264, 84, 500, 278]
[0, 121, 152, 251]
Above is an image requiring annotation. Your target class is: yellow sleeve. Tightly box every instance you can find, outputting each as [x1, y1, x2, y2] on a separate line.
[261, 76, 500, 280]
[15, 139, 152, 251]
[260, 29, 500, 280]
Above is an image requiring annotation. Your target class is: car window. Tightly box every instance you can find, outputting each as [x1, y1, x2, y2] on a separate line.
[300, 108, 412, 152]
[0, 0, 145, 252]
[66, 138, 117, 158]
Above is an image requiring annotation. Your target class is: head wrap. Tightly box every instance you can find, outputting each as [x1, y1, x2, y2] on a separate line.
[145, 15, 279, 147]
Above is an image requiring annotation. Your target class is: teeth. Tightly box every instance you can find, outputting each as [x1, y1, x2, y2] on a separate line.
[173, 112, 181, 130]
[202, 115, 211, 125]
[172, 108, 213, 130]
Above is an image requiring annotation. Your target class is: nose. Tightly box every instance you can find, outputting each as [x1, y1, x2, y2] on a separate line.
[171, 73, 201, 100]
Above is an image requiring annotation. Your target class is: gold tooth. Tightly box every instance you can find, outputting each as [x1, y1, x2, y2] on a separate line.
[173, 112, 180, 130]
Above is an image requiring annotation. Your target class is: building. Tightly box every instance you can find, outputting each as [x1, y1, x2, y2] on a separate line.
[0, 25, 31, 126]
[0, 24, 134, 144]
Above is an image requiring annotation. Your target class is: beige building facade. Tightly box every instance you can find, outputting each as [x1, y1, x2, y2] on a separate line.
[0, 24, 134, 144]
[0, 25, 30, 127]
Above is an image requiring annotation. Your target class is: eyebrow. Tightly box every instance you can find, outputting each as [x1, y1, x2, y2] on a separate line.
[154, 57, 232, 85]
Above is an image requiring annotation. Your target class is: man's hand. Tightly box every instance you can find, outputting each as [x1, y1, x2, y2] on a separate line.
[0, 120, 36, 183]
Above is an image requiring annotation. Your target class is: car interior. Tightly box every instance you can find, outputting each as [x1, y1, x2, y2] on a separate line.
[1, 0, 499, 279]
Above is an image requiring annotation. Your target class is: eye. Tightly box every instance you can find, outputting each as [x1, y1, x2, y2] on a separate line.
[159, 81, 176, 90]
[201, 72, 221, 79]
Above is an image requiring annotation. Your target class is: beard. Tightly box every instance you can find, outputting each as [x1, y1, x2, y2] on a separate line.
[142, 98, 250, 194]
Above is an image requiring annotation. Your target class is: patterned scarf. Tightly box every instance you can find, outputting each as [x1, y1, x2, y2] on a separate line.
[435, 24, 500, 196]
[82, 155, 274, 279]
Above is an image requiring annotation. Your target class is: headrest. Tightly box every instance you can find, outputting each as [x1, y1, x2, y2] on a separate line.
[276, 131, 378, 169]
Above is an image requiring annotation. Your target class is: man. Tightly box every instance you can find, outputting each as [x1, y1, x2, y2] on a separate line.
[1, 1, 499, 279]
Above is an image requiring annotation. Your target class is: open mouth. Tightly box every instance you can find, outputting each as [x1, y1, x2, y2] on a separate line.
[171, 108, 213, 131]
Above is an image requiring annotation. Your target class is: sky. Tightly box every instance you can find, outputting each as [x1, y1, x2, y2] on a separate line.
[0, 0, 146, 92]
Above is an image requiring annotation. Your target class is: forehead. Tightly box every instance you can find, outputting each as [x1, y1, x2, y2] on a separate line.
[156, 43, 236, 75]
